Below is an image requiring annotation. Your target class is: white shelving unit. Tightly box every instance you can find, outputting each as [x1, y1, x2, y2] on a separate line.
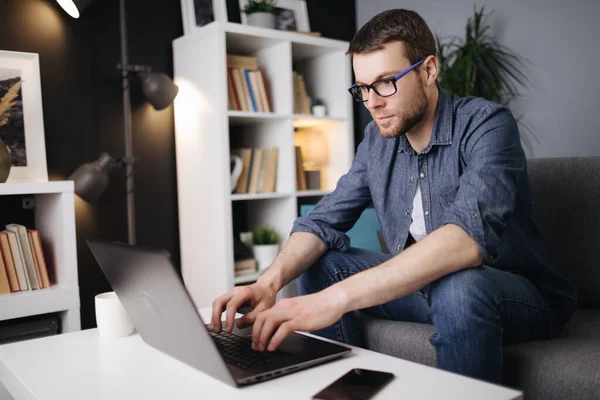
[173, 22, 354, 308]
[0, 182, 80, 333]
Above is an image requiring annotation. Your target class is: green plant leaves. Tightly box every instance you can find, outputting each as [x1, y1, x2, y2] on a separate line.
[252, 226, 280, 245]
[436, 5, 530, 105]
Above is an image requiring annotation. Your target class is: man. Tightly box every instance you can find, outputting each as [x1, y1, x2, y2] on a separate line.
[211, 9, 577, 383]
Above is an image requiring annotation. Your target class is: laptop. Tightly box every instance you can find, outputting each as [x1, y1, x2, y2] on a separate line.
[87, 239, 351, 387]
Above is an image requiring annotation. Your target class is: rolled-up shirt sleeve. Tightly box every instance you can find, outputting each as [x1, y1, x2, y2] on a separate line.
[290, 129, 374, 252]
[442, 105, 525, 265]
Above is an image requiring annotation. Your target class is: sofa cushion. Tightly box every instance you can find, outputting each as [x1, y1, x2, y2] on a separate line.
[357, 308, 600, 400]
[356, 311, 437, 367]
[300, 205, 383, 253]
[527, 157, 600, 308]
[503, 308, 600, 400]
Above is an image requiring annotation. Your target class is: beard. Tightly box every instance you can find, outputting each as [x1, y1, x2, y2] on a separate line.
[374, 84, 428, 139]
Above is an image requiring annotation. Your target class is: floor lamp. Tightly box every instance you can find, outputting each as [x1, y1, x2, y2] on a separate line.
[59, 0, 179, 245]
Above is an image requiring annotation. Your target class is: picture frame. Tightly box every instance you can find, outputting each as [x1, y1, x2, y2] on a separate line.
[239, 0, 310, 32]
[0, 50, 48, 183]
[180, 0, 228, 35]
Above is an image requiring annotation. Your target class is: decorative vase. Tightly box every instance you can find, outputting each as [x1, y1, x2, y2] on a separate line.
[230, 155, 243, 192]
[253, 244, 279, 271]
[0, 138, 11, 183]
[247, 12, 276, 29]
[312, 105, 327, 117]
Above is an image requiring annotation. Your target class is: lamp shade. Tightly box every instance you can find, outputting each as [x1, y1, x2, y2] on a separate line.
[68, 153, 114, 203]
[137, 72, 179, 110]
[56, 0, 95, 18]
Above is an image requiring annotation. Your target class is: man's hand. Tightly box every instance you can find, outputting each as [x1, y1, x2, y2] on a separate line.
[251, 290, 347, 352]
[210, 282, 277, 333]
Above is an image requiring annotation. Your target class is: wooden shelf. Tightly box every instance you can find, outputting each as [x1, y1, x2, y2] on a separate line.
[234, 271, 262, 285]
[0, 181, 73, 196]
[228, 111, 290, 126]
[231, 192, 293, 201]
[0, 286, 80, 321]
[296, 190, 331, 197]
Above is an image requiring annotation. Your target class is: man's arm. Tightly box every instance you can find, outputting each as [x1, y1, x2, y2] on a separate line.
[258, 125, 378, 293]
[216, 127, 375, 332]
[330, 103, 524, 311]
[254, 104, 524, 351]
[257, 231, 327, 295]
[326, 224, 482, 311]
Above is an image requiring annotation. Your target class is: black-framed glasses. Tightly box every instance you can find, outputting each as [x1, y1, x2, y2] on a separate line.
[348, 59, 425, 102]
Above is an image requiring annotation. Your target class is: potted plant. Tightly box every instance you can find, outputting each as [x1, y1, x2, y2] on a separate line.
[252, 226, 280, 271]
[242, 0, 278, 29]
[311, 98, 327, 117]
[436, 6, 537, 150]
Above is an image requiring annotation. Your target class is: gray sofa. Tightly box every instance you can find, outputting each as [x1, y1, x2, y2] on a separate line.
[282, 157, 600, 399]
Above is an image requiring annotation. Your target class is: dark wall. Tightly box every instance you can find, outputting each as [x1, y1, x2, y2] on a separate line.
[0, 0, 356, 330]
[0, 0, 182, 329]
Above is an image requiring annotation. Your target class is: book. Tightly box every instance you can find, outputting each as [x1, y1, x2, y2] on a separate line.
[243, 69, 258, 112]
[0, 232, 20, 291]
[256, 70, 271, 113]
[248, 71, 264, 112]
[232, 68, 251, 112]
[3, 230, 29, 291]
[247, 148, 264, 194]
[234, 148, 253, 194]
[260, 147, 279, 193]
[234, 258, 257, 271]
[28, 229, 50, 288]
[0, 246, 10, 294]
[226, 54, 258, 70]
[6, 224, 40, 290]
[226, 68, 241, 111]
[27, 232, 43, 289]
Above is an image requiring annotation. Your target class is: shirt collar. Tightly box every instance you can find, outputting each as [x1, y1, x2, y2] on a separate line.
[398, 86, 453, 155]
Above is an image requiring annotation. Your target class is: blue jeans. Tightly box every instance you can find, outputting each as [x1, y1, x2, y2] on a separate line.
[297, 248, 561, 384]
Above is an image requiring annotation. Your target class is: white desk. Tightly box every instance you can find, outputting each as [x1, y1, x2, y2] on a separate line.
[0, 309, 522, 400]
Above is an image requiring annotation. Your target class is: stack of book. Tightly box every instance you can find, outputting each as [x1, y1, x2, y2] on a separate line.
[0, 224, 51, 294]
[233, 231, 256, 278]
[227, 54, 271, 113]
[234, 258, 257, 278]
[233, 147, 279, 194]
[293, 71, 311, 114]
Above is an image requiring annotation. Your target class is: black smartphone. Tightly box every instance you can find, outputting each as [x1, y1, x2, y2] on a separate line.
[312, 368, 395, 400]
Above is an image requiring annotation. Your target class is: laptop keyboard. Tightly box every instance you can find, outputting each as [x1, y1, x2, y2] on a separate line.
[209, 330, 288, 370]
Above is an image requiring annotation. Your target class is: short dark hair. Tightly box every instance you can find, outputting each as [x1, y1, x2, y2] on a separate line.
[347, 9, 436, 64]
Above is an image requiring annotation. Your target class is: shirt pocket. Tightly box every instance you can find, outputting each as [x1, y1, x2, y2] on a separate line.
[438, 184, 460, 207]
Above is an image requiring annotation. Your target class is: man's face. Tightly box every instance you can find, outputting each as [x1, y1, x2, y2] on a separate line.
[352, 41, 428, 138]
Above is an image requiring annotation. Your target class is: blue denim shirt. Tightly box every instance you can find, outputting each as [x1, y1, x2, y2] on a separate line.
[291, 88, 577, 324]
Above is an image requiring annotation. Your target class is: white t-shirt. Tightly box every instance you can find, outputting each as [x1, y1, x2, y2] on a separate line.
[409, 180, 427, 242]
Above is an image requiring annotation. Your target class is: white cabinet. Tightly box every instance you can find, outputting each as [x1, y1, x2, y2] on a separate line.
[173, 22, 354, 308]
[0, 181, 80, 333]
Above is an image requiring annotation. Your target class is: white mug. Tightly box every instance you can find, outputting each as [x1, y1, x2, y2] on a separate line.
[95, 291, 135, 339]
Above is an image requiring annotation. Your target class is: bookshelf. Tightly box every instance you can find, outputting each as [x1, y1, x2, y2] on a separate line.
[0, 182, 80, 333]
[173, 22, 354, 309]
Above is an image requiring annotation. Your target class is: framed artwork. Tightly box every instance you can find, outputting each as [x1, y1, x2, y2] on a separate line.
[239, 0, 310, 32]
[0, 50, 48, 183]
[181, 0, 228, 35]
